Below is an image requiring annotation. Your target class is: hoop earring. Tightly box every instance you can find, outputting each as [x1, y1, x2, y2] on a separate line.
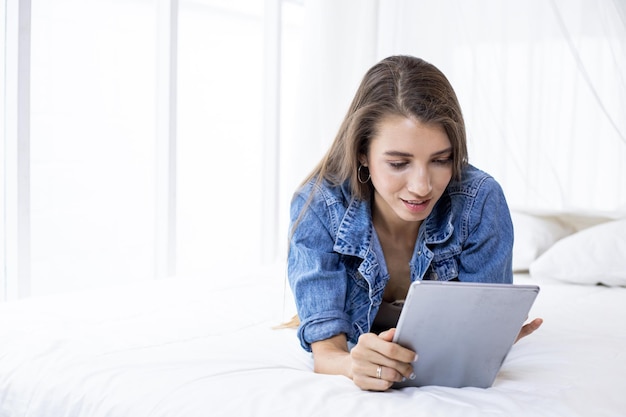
[357, 165, 371, 184]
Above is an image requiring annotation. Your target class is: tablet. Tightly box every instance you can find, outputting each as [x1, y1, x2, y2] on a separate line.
[392, 280, 539, 389]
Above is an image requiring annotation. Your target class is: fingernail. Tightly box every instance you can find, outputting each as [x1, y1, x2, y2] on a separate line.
[414, 354, 419, 362]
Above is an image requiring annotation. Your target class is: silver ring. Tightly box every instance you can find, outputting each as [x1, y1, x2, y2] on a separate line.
[376, 365, 382, 379]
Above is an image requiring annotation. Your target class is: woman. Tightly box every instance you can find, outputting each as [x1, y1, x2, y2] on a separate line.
[287, 55, 542, 391]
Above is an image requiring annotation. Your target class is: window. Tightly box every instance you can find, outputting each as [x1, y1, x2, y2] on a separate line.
[1, 0, 303, 299]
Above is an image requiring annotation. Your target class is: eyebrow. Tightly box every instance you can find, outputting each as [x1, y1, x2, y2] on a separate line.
[383, 147, 453, 158]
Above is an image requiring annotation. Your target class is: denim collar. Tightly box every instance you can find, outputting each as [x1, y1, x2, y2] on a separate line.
[333, 188, 454, 260]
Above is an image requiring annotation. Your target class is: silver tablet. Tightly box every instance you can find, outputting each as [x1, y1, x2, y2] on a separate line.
[392, 280, 540, 389]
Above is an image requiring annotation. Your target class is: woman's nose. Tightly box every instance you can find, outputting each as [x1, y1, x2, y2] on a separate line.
[407, 168, 432, 196]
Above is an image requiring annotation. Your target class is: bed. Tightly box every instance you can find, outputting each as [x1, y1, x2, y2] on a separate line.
[1, 213, 625, 417]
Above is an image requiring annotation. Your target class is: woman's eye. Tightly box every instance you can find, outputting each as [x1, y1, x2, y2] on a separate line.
[433, 157, 453, 165]
[389, 161, 408, 169]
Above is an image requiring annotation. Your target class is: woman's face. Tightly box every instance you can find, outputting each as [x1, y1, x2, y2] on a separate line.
[362, 115, 453, 229]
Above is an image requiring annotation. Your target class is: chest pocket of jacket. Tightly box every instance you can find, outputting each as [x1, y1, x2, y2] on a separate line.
[346, 271, 370, 310]
[343, 256, 370, 311]
[427, 252, 459, 281]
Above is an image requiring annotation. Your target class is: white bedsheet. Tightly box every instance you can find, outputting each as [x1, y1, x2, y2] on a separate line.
[1, 268, 625, 417]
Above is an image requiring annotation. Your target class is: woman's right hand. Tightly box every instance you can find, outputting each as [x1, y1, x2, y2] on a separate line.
[349, 328, 417, 391]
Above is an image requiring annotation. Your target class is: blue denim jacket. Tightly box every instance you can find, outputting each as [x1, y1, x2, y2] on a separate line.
[288, 165, 513, 352]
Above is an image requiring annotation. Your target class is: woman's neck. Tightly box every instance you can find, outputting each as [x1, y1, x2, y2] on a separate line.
[371, 199, 420, 248]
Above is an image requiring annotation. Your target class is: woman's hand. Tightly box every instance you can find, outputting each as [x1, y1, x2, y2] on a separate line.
[515, 317, 543, 343]
[349, 329, 417, 391]
[311, 330, 417, 391]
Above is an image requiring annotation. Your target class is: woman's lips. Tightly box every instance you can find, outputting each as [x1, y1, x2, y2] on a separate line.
[402, 198, 430, 213]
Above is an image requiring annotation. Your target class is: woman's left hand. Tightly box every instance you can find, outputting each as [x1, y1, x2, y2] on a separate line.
[515, 318, 543, 343]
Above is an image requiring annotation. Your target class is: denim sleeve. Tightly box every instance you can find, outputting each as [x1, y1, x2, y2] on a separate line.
[459, 177, 514, 283]
[287, 191, 352, 352]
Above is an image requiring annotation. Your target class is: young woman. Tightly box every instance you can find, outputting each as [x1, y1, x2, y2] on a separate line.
[287, 55, 542, 391]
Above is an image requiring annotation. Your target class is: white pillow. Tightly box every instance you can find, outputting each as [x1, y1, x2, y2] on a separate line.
[529, 219, 626, 286]
[511, 211, 575, 272]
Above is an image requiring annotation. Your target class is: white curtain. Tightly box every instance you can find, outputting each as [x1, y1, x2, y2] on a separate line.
[288, 0, 626, 216]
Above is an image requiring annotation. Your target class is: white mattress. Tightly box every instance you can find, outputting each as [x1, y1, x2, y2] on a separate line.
[0, 268, 625, 417]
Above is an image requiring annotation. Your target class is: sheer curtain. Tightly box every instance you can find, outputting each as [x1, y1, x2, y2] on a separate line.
[279, 0, 379, 216]
[287, 0, 626, 217]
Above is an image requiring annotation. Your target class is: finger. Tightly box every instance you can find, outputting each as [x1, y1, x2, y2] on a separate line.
[352, 333, 416, 380]
[352, 364, 400, 391]
[362, 331, 418, 364]
[378, 328, 396, 341]
[374, 363, 405, 383]
[376, 363, 418, 385]
[516, 318, 543, 342]
[351, 351, 408, 382]
[352, 371, 394, 391]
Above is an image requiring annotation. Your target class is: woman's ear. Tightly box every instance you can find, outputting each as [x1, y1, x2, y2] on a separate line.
[358, 154, 368, 167]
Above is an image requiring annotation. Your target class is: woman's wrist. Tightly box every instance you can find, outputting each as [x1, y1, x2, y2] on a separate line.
[314, 350, 353, 379]
[311, 334, 353, 379]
